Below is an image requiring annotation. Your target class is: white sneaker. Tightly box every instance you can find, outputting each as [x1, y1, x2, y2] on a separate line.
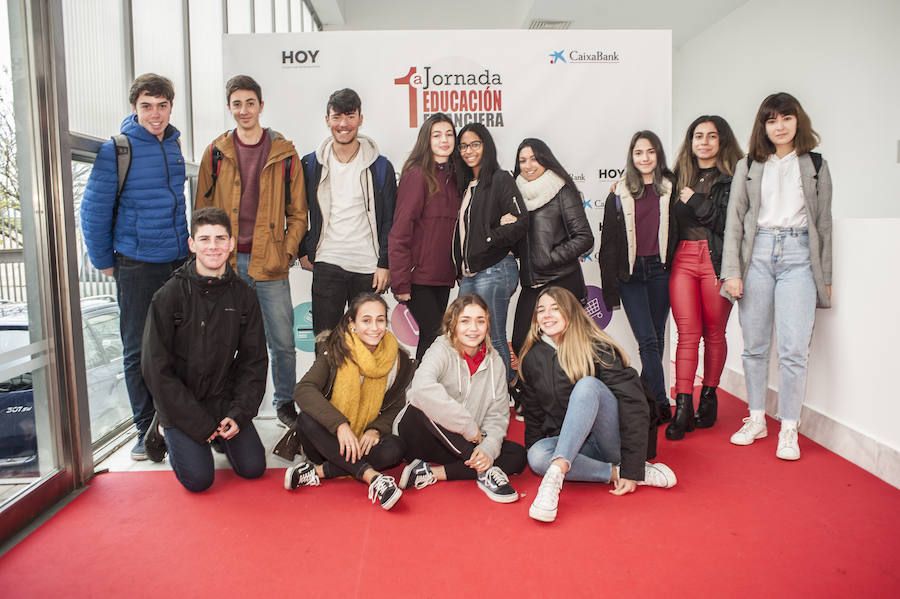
[730, 417, 768, 446]
[529, 464, 564, 522]
[776, 428, 801, 460]
[637, 462, 677, 488]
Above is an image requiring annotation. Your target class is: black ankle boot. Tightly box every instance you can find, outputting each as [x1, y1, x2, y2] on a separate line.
[657, 401, 671, 424]
[665, 393, 695, 440]
[694, 386, 718, 428]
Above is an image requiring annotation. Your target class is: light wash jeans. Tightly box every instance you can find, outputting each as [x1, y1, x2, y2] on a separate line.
[738, 228, 816, 421]
[527, 377, 621, 482]
[459, 253, 519, 383]
[236, 252, 297, 408]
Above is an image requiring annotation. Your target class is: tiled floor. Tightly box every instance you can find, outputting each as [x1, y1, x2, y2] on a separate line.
[97, 402, 300, 473]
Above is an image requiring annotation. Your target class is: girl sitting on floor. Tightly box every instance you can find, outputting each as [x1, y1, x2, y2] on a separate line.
[282, 292, 415, 511]
[519, 286, 676, 523]
[396, 293, 527, 503]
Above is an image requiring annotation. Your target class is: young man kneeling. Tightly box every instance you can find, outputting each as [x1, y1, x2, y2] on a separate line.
[142, 207, 268, 492]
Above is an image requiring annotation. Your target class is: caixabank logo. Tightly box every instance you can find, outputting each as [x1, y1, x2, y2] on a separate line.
[549, 49, 621, 64]
[394, 65, 505, 129]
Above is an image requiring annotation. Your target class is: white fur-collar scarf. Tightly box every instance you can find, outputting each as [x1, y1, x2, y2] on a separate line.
[516, 170, 566, 211]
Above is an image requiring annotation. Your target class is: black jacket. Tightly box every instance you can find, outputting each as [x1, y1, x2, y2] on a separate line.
[519, 339, 654, 481]
[453, 170, 528, 274]
[666, 173, 733, 277]
[141, 258, 268, 444]
[517, 186, 594, 288]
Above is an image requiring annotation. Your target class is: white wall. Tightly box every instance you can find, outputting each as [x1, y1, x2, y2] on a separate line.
[674, 0, 900, 485]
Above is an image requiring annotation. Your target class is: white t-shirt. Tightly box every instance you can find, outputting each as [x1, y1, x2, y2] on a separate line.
[316, 151, 378, 273]
[758, 151, 807, 229]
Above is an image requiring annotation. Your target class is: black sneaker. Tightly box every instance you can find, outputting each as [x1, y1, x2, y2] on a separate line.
[399, 459, 437, 490]
[130, 436, 147, 461]
[284, 459, 320, 490]
[276, 402, 298, 427]
[476, 466, 518, 503]
[367, 474, 402, 510]
[144, 412, 166, 463]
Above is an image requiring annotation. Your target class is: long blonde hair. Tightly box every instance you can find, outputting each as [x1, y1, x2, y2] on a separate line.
[519, 287, 629, 384]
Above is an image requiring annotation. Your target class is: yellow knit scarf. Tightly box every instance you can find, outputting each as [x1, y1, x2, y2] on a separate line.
[330, 330, 398, 436]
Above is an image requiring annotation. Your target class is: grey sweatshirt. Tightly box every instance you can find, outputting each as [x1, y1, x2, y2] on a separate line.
[401, 335, 510, 460]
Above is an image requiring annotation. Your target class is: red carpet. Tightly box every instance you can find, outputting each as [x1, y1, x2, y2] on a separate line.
[2, 391, 899, 598]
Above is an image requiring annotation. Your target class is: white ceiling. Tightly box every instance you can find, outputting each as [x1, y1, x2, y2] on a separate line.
[308, 0, 749, 47]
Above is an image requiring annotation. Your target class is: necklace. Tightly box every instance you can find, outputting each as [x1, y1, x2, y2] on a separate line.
[335, 143, 360, 164]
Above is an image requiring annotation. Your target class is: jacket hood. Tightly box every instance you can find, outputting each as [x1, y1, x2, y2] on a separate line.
[174, 255, 238, 287]
[120, 113, 180, 143]
[315, 134, 380, 169]
[210, 127, 292, 159]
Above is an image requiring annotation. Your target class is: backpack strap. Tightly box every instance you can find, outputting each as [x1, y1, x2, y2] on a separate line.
[371, 155, 388, 191]
[282, 155, 293, 207]
[111, 134, 132, 229]
[203, 144, 224, 198]
[809, 151, 822, 176]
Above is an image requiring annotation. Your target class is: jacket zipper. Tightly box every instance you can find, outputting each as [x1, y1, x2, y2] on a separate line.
[160, 137, 181, 255]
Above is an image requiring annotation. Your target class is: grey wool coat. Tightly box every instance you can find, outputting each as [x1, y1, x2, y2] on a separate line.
[720, 153, 833, 309]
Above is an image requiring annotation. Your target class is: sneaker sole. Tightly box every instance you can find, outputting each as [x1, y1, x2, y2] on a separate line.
[399, 460, 421, 490]
[130, 452, 148, 462]
[477, 483, 519, 504]
[380, 487, 402, 510]
[776, 449, 801, 461]
[643, 463, 677, 488]
[730, 429, 768, 446]
[284, 467, 297, 490]
[529, 504, 557, 522]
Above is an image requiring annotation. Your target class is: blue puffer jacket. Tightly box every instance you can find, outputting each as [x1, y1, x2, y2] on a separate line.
[81, 114, 189, 270]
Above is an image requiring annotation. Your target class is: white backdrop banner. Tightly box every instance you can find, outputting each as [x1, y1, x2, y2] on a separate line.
[221, 30, 671, 382]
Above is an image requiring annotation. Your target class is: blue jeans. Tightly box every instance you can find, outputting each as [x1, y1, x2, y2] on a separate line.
[527, 377, 621, 483]
[739, 228, 816, 421]
[115, 254, 184, 436]
[619, 254, 670, 407]
[164, 423, 266, 492]
[459, 254, 519, 383]
[236, 253, 296, 408]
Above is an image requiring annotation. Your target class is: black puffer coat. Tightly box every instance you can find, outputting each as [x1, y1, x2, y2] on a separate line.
[517, 186, 594, 288]
[453, 169, 528, 274]
[519, 339, 654, 482]
[667, 173, 733, 276]
[141, 258, 268, 444]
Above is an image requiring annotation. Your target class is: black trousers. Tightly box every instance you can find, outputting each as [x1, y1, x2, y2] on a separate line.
[405, 284, 451, 361]
[296, 412, 405, 481]
[311, 262, 377, 335]
[511, 267, 587, 357]
[397, 406, 526, 481]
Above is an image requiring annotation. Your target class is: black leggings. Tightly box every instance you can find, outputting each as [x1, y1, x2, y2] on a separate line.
[296, 412, 405, 481]
[405, 284, 451, 362]
[397, 406, 526, 481]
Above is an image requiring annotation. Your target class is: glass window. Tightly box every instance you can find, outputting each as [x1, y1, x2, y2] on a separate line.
[1, 0, 61, 495]
[132, 0, 192, 159]
[61, 0, 130, 138]
[71, 160, 131, 445]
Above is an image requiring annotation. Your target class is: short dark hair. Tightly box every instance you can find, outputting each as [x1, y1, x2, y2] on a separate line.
[326, 88, 361, 116]
[191, 206, 231, 237]
[225, 75, 262, 104]
[129, 73, 175, 105]
[749, 92, 819, 162]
